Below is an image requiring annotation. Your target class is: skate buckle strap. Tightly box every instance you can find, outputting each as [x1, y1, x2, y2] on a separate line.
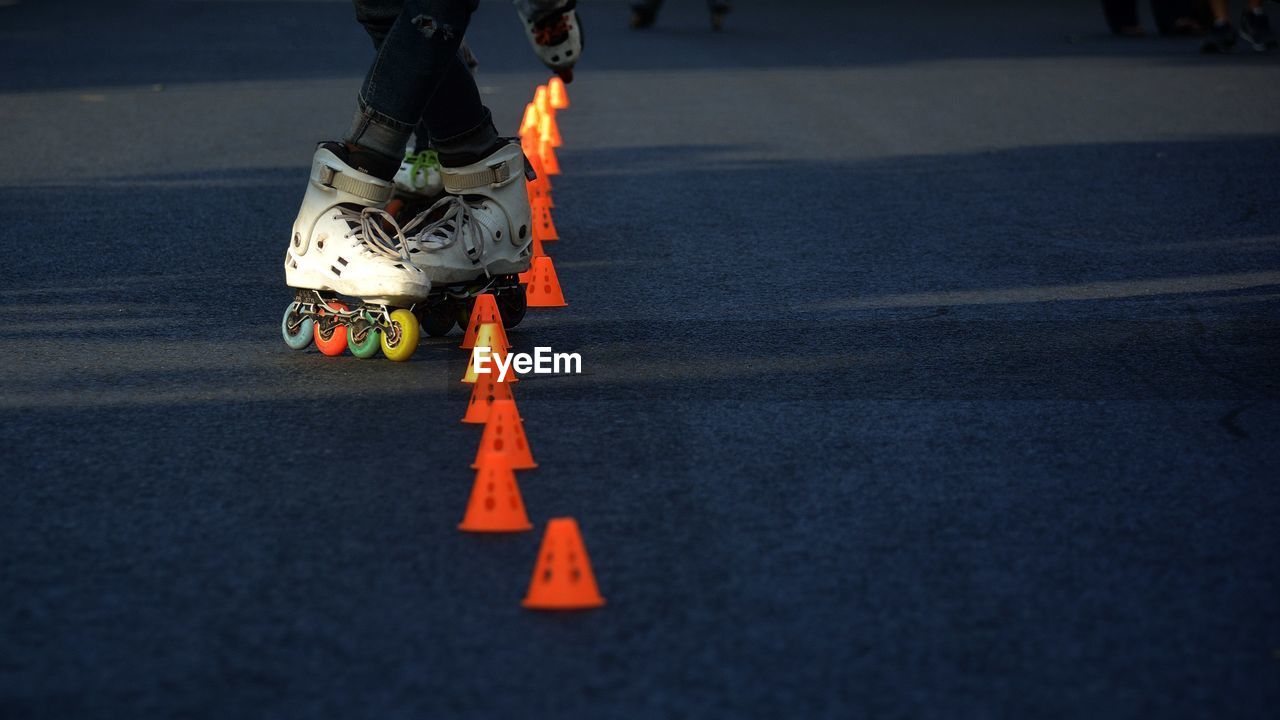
[443, 161, 512, 194]
[319, 165, 393, 204]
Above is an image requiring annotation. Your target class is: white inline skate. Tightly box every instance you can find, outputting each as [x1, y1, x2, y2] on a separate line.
[281, 142, 429, 361]
[401, 139, 533, 336]
[515, 0, 582, 82]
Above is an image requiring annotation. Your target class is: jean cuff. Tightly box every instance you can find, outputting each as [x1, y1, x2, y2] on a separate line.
[429, 108, 498, 160]
[345, 98, 415, 160]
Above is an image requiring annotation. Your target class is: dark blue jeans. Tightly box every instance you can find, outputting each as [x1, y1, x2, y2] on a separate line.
[347, 0, 497, 162]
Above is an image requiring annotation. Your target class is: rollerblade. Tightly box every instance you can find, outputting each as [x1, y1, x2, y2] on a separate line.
[1241, 9, 1277, 51]
[281, 142, 429, 361]
[402, 139, 533, 337]
[516, 0, 582, 82]
[1201, 22, 1238, 53]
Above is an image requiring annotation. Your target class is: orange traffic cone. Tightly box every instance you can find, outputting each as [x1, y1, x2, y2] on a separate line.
[526, 159, 553, 209]
[539, 112, 562, 149]
[548, 76, 570, 110]
[461, 368, 518, 424]
[472, 399, 536, 470]
[539, 139, 560, 176]
[525, 256, 567, 308]
[529, 234, 548, 259]
[533, 202, 559, 242]
[519, 103, 540, 139]
[461, 294, 510, 350]
[522, 518, 605, 610]
[458, 462, 532, 533]
[534, 85, 551, 119]
[462, 323, 515, 384]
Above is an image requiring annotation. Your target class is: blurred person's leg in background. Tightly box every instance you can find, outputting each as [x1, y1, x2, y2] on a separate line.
[1203, 0, 1276, 51]
[630, 0, 730, 31]
[1102, 0, 1144, 36]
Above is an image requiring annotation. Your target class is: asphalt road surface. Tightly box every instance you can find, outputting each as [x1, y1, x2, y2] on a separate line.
[2, 0, 1279, 717]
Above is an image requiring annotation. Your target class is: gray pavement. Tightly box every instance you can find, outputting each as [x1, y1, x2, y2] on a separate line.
[1, 0, 1279, 717]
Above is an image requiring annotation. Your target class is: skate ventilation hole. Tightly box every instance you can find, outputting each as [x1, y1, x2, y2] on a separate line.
[337, 257, 348, 266]
[495, 230, 502, 239]
[317, 237, 325, 251]
[519, 225, 528, 239]
[330, 266, 342, 276]
[292, 233, 301, 248]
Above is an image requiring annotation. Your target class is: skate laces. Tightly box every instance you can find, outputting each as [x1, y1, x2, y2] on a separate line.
[404, 150, 439, 188]
[335, 206, 414, 263]
[410, 195, 488, 273]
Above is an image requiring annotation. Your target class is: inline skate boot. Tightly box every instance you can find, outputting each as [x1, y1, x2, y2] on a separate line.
[402, 139, 533, 337]
[281, 142, 429, 361]
[516, 0, 582, 82]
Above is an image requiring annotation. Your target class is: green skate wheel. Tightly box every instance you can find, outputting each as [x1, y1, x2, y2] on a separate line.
[281, 302, 313, 350]
[348, 312, 381, 359]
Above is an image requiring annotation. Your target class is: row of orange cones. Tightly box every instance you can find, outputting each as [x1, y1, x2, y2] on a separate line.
[451, 78, 604, 611]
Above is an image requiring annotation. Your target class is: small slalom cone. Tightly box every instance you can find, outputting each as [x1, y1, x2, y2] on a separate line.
[461, 294, 510, 350]
[548, 76, 570, 110]
[534, 85, 552, 120]
[529, 234, 548, 259]
[525, 256, 568, 308]
[539, 139, 560, 175]
[533, 202, 559, 242]
[539, 112, 562, 149]
[525, 150, 553, 209]
[461, 369, 517, 424]
[522, 518, 605, 610]
[458, 463, 532, 533]
[462, 323, 515, 384]
[519, 103, 540, 139]
[472, 399, 536, 470]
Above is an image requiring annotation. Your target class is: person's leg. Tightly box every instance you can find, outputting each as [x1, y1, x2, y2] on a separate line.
[354, 0, 401, 47]
[1240, 0, 1277, 48]
[417, 51, 499, 162]
[708, 0, 729, 30]
[1201, 0, 1239, 50]
[346, 0, 483, 177]
[630, 0, 664, 29]
[1105, 0, 1142, 35]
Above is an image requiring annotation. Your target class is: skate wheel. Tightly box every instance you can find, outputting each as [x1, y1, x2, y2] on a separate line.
[314, 301, 349, 356]
[348, 312, 381, 359]
[497, 285, 528, 329]
[453, 298, 472, 333]
[420, 306, 456, 337]
[380, 309, 420, 362]
[281, 302, 313, 350]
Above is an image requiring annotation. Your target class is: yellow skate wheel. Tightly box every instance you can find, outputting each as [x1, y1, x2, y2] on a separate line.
[380, 309, 420, 362]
